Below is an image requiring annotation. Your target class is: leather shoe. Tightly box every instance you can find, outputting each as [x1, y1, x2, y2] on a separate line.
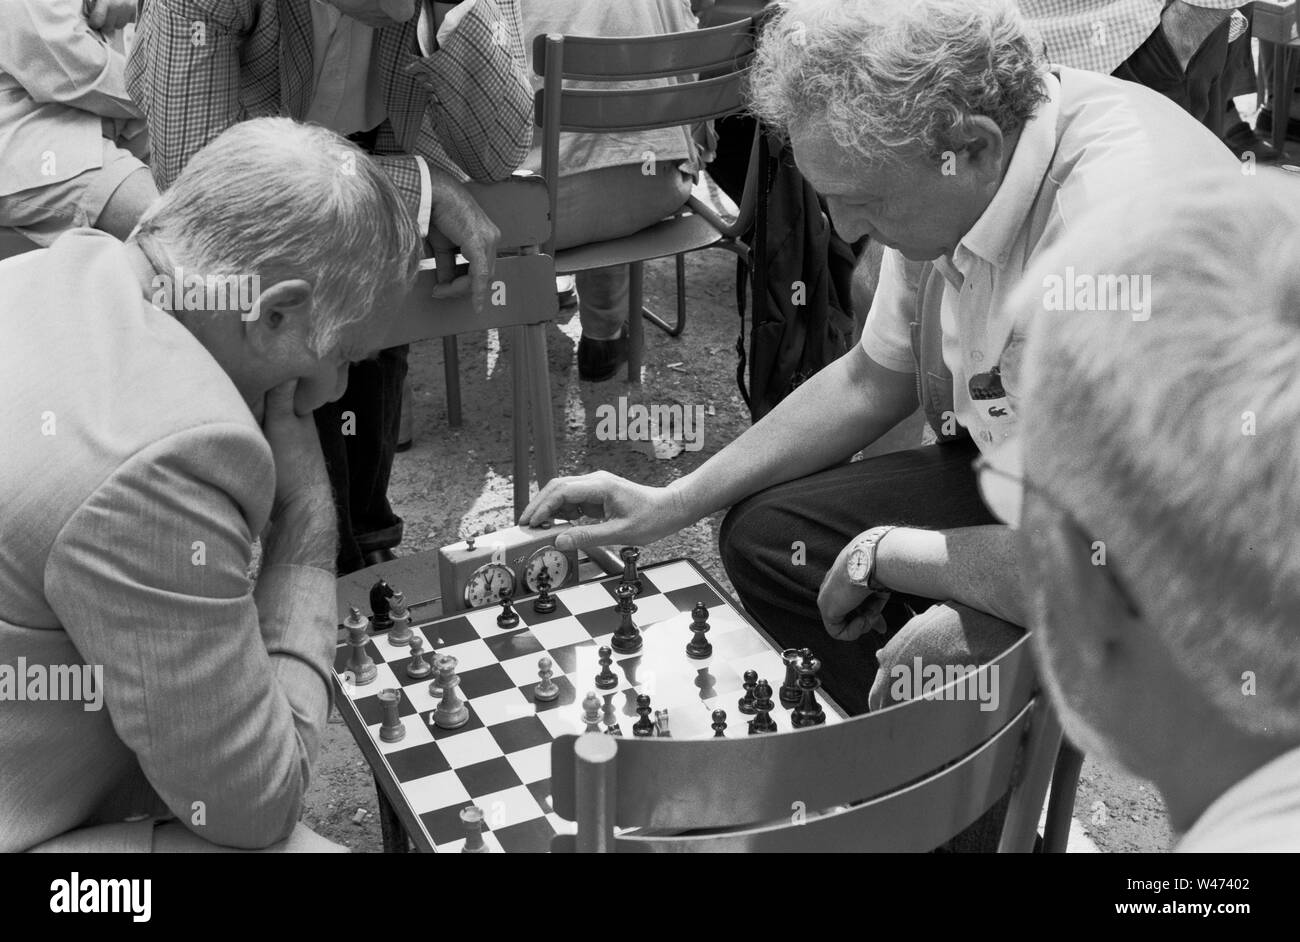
[577, 326, 628, 382]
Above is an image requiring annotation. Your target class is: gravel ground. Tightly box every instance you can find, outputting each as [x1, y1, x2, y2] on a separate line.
[301, 249, 1169, 853]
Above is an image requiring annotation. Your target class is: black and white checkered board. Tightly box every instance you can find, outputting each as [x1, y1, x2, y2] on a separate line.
[332, 558, 844, 852]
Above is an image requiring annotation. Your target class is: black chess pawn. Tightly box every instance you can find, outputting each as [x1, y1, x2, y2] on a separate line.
[791, 652, 827, 728]
[497, 590, 519, 629]
[748, 680, 777, 734]
[738, 669, 758, 714]
[632, 693, 655, 737]
[779, 648, 804, 707]
[711, 709, 728, 737]
[619, 546, 642, 595]
[369, 578, 395, 631]
[611, 583, 643, 654]
[594, 645, 619, 690]
[532, 566, 556, 615]
[685, 601, 712, 659]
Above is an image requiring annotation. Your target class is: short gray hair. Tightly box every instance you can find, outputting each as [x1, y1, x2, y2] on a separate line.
[1016, 170, 1300, 739]
[134, 118, 421, 356]
[748, 0, 1048, 165]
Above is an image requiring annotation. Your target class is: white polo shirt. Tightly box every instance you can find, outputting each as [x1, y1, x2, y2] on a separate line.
[859, 66, 1240, 454]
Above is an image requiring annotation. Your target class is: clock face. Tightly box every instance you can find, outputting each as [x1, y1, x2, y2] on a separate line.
[463, 562, 516, 609]
[847, 546, 870, 583]
[524, 546, 569, 593]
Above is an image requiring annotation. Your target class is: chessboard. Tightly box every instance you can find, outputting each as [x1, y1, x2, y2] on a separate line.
[331, 556, 845, 853]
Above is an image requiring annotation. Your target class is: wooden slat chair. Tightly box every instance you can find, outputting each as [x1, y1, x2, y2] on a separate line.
[531, 14, 762, 383]
[384, 175, 558, 514]
[550, 634, 1066, 852]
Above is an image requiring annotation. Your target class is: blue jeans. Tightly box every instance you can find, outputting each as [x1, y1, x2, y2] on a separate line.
[719, 439, 1024, 717]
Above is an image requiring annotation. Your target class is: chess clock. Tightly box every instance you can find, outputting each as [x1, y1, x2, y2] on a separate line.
[438, 522, 580, 614]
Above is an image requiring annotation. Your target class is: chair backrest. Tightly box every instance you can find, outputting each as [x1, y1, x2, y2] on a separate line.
[532, 16, 758, 256]
[384, 175, 555, 347]
[550, 633, 1065, 852]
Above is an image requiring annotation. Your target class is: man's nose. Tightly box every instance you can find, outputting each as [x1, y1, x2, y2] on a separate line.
[828, 203, 873, 244]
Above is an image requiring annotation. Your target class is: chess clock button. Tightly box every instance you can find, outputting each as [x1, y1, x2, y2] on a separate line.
[524, 546, 569, 592]
[464, 562, 516, 609]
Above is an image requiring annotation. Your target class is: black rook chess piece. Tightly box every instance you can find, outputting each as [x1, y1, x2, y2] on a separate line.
[685, 601, 712, 659]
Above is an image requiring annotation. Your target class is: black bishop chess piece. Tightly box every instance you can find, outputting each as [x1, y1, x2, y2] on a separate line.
[779, 647, 806, 707]
[497, 590, 519, 629]
[533, 566, 557, 615]
[738, 669, 758, 714]
[619, 546, 642, 595]
[611, 583, 643, 654]
[632, 693, 655, 737]
[747, 680, 778, 734]
[685, 601, 712, 659]
[369, 578, 395, 632]
[594, 645, 619, 690]
[791, 651, 827, 728]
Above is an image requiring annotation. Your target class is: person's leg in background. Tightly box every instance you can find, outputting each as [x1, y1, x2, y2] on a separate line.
[552, 161, 694, 380]
[719, 438, 1022, 716]
[314, 346, 408, 575]
[1111, 10, 1233, 131]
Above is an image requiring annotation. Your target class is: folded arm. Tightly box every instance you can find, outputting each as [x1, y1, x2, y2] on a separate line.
[0, 0, 140, 119]
[45, 425, 336, 849]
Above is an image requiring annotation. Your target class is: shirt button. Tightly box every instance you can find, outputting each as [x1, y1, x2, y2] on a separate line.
[971, 349, 984, 363]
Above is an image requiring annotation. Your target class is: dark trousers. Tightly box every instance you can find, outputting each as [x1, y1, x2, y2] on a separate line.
[314, 345, 408, 575]
[1113, 14, 1233, 135]
[719, 439, 1019, 717]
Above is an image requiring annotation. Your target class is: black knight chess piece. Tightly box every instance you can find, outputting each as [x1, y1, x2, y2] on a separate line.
[369, 578, 395, 631]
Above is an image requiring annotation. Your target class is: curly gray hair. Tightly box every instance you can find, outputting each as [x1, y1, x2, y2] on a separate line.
[749, 0, 1048, 164]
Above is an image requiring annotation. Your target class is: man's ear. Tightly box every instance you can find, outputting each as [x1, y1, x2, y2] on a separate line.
[1025, 498, 1140, 676]
[245, 279, 313, 356]
[958, 115, 1006, 173]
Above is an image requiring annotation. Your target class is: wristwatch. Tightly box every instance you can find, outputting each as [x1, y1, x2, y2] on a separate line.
[845, 526, 898, 591]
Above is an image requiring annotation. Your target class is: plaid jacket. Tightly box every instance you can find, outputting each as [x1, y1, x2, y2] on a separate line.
[1020, 0, 1240, 75]
[126, 0, 533, 220]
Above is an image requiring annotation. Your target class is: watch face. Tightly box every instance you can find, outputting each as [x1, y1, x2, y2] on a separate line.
[847, 546, 870, 582]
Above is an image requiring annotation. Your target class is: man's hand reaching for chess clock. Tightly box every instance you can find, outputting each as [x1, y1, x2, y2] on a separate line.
[519, 472, 694, 553]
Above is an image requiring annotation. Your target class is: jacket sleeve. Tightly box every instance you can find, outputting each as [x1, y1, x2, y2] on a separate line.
[126, 0, 255, 189]
[44, 423, 336, 849]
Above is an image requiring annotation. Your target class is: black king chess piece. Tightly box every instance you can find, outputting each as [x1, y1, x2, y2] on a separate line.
[533, 565, 557, 615]
[791, 651, 827, 728]
[611, 582, 643, 653]
[685, 601, 712, 659]
[369, 578, 395, 631]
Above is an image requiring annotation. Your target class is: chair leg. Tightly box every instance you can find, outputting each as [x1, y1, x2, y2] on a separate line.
[443, 336, 463, 428]
[511, 326, 530, 517]
[627, 261, 645, 383]
[376, 776, 410, 853]
[525, 324, 557, 487]
[641, 253, 687, 337]
[1042, 741, 1085, 853]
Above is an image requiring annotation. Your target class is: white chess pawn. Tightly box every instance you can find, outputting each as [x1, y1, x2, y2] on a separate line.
[406, 635, 432, 679]
[581, 691, 602, 732]
[534, 656, 559, 701]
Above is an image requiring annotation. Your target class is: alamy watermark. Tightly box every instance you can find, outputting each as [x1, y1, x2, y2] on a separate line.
[1042, 267, 1151, 322]
[594, 396, 705, 452]
[0, 658, 103, 711]
[886, 657, 999, 712]
[151, 267, 261, 319]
